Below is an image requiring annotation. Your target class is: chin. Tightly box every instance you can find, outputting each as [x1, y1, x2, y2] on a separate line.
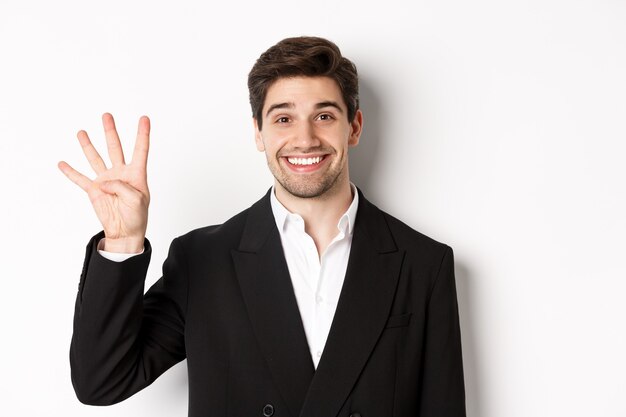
[278, 175, 343, 200]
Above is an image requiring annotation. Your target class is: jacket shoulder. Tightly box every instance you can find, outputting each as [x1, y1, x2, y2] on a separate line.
[174, 205, 251, 253]
[377, 209, 455, 295]
[363, 197, 452, 266]
[173, 190, 273, 254]
[384, 211, 449, 251]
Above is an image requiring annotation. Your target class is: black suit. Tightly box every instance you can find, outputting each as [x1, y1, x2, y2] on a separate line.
[70, 189, 466, 417]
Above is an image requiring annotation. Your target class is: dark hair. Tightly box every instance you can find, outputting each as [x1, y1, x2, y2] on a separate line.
[248, 36, 359, 130]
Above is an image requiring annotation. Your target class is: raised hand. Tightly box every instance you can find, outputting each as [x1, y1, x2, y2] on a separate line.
[59, 113, 151, 253]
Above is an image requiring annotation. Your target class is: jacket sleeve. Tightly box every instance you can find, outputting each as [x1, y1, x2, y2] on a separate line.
[70, 231, 188, 405]
[419, 246, 466, 416]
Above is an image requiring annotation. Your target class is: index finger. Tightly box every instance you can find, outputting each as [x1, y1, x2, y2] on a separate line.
[131, 115, 150, 169]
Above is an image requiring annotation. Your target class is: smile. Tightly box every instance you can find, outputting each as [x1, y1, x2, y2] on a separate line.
[286, 156, 325, 166]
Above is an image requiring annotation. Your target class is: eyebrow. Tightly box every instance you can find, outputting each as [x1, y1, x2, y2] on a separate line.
[315, 101, 344, 113]
[265, 101, 344, 118]
[265, 102, 294, 117]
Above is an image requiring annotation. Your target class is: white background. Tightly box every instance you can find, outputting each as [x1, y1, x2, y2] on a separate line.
[1, 0, 624, 416]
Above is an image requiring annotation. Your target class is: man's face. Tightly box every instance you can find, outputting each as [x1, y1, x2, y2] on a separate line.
[254, 76, 362, 199]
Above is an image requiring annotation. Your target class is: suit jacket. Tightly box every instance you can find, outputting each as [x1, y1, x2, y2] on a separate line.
[70, 189, 466, 417]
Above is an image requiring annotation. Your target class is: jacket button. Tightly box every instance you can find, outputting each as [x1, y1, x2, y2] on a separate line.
[262, 404, 274, 416]
[350, 414, 362, 417]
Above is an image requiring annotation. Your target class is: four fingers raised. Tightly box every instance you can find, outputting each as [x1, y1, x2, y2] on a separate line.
[59, 113, 150, 191]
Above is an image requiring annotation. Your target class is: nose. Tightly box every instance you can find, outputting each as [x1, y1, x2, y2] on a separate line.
[293, 120, 321, 149]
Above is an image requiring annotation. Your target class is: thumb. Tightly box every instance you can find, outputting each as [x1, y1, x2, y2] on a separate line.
[99, 180, 145, 204]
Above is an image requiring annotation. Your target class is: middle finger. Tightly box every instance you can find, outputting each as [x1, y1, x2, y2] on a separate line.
[102, 112, 126, 166]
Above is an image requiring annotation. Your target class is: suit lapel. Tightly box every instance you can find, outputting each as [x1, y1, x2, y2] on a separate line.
[299, 192, 405, 417]
[231, 192, 314, 417]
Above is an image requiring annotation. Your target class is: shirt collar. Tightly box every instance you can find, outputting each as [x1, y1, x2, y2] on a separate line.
[270, 183, 359, 236]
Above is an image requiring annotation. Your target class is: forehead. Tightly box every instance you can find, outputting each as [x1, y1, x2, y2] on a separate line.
[263, 76, 346, 113]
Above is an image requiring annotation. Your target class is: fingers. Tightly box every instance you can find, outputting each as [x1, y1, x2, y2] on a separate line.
[131, 115, 150, 169]
[58, 161, 92, 192]
[102, 113, 126, 167]
[77, 130, 107, 174]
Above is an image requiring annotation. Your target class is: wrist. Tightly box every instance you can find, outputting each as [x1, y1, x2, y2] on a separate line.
[102, 236, 145, 253]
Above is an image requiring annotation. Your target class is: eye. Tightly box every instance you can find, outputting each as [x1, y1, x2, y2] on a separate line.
[317, 113, 334, 121]
[276, 116, 290, 124]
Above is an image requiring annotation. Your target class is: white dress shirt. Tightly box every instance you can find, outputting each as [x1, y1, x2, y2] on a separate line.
[98, 185, 359, 369]
[270, 185, 358, 368]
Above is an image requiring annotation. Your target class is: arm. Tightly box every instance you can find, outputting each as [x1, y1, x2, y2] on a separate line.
[70, 232, 188, 405]
[61, 114, 185, 404]
[419, 246, 466, 417]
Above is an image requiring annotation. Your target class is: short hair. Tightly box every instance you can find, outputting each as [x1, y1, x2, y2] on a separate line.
[248, 36, 359, 130]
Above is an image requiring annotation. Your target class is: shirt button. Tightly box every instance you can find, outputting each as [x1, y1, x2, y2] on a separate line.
[316, 351, 322, 358]
[316, 295, 323, 304]
[263, 404, 274, 416]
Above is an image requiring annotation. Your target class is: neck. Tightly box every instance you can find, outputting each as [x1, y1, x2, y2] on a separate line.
[275, 178, 354, 257]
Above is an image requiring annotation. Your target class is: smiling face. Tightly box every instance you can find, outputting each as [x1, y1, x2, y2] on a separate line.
[254, 76, 363, 200]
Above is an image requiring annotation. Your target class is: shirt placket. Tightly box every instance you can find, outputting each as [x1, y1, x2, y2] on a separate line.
[302, 233, 324, 363]
[312, 229, 346, 365]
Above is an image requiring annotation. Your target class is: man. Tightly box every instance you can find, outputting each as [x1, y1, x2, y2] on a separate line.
[59, 37, 466, 417]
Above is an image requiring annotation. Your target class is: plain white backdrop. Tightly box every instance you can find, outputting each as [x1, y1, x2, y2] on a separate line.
[1, 0, 624, 416]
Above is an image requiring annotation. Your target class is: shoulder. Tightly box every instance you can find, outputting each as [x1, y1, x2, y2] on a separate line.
[173, 191, 271, 255]
[384, 210, 449, 252]
[176, 210, 247, 248]
[358, 193, 452, 265]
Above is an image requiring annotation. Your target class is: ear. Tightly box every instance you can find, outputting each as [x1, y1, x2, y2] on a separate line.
[253, 118, 265, 152]
[348, 109, 363, 147]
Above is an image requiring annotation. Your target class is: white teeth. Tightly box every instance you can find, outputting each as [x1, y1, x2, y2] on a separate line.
[287, 156, 323, 165]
